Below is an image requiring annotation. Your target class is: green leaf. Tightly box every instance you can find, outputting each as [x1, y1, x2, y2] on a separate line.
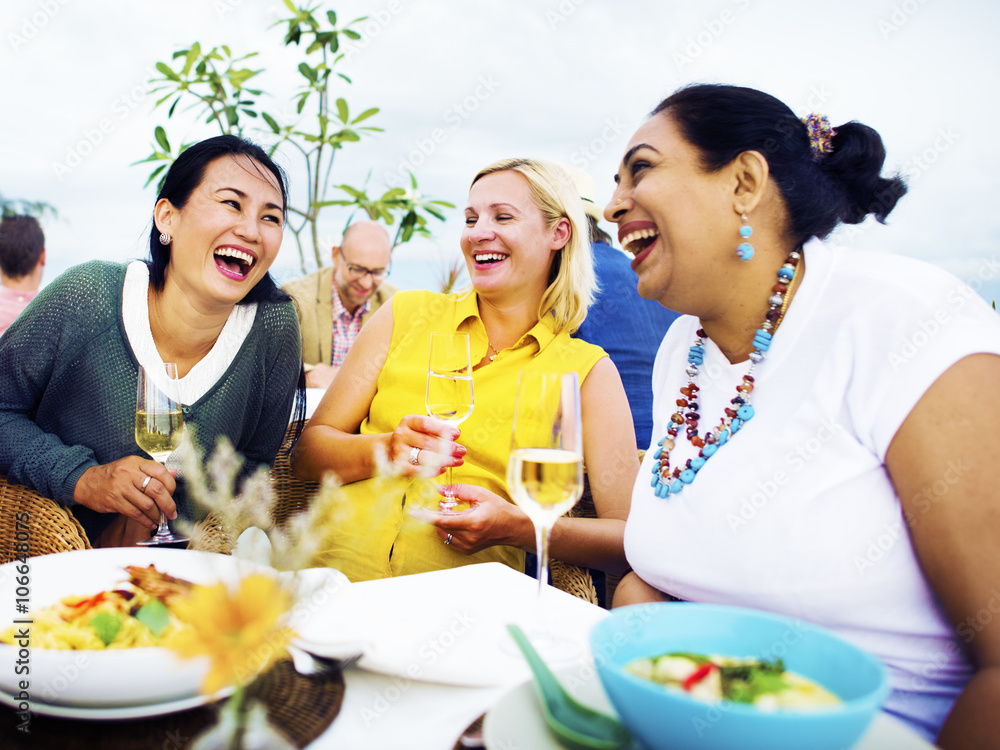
[423, 206, 446, 221]
[155, 62, 179, 81]
[282, 0, 298, 13]
[182, 42, 201, 76]
[168, 96, 181, 117]
[143, 164, 169, 189]
[329, 34, 339, 53]
[222, 44, 231, 56]
[154, 126, 171, 152]
[135, 599, 171, 637]
[351, 107, 379, 125]
[343, 29, 361, 40]
[326, 9, 337, 26]
[225, 105, 239, 127]
[298, 62, 316, 83]
[306, 39, 323, 55]
[90, 612, 121, 646]
[335, 98, 349, 124]
[338, 72, 353, 84]
[379, 187, 406, 201]
[262, 112, 281, 134]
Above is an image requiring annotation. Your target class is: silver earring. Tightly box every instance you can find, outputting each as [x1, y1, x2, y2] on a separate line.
[159, 232, 172, 246]
[736, 214, 754, 261]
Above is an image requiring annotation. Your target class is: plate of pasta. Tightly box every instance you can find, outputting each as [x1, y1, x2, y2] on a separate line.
[0, 547, 277, 708]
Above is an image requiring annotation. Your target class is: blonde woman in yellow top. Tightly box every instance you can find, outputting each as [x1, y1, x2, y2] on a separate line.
[293, 158, 639, 582]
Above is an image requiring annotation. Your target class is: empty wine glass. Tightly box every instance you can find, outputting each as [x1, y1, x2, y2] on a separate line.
[506, 371, 584, 653]
[135, 363, 189, 546]
[425, 331, 474, 512]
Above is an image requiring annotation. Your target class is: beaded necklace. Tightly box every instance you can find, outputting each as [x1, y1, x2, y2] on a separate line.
[650, 248, 801, 497]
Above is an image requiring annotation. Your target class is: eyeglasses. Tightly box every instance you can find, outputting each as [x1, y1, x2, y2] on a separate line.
[339, 248, 389, 281]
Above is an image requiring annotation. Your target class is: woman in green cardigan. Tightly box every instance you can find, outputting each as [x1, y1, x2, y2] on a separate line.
[0, 135, 304, 546]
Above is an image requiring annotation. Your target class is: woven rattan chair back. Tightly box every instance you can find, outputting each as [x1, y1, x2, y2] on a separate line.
[0, 473, 91, 564]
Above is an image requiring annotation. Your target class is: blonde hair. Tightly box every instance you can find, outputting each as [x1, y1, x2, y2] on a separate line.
[470, 158, 596, 336]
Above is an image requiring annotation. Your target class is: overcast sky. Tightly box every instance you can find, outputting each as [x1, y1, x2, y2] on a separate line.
[3, 0, 999, 300]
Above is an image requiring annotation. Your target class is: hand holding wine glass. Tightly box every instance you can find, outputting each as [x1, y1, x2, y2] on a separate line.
[135, 363, 189, 546]
[507, 371, 584, 653]
[425, 332, 475, 512]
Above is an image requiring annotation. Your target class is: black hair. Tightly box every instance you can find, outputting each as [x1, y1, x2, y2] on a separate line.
[147, 134, 290, 306]
[0, 215, 45, 278]
[652, 84, 907, 244]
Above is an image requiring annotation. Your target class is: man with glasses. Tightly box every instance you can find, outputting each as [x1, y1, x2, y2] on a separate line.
[283, 220, 397, 388]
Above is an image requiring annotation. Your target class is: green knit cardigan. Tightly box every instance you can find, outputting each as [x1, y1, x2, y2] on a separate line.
[0, 261, 302, 539]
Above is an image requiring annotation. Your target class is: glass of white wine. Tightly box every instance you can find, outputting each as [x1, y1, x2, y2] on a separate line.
[135, 362, 188, 546]
[507, 371, 584, 649]
[425, 331, 474, 512]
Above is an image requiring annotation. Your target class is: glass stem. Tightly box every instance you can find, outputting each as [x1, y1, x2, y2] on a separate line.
[533, 521, 551, 627]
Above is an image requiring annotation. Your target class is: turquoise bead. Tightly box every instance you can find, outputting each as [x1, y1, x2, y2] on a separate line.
[670, 480, 685, 494]
[737, 404, 755, 420]
[740, 225, 752, 238]
[680, 469, 696, 483]
[778, 267, 794, 281]
[654, 446, 663, 459]
[702, 443, 718, 457]
[737, 243, 754, 261]
[717, 430, 730, 444]
[691, 456, 706, 470]
[731, 418, 742, 434]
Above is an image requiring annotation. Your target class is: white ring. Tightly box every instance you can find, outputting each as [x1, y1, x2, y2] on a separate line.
[444, 533, 453, 545]
[141, 475, 152, 492]
[409, 446, 421, 465]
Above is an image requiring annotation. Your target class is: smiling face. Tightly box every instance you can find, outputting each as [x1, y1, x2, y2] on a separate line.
[155, 155, 284, 309]
[605, 113, 739, 312]
[461, 170, 568, 307]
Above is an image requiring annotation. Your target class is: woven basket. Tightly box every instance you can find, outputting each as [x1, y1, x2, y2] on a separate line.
[0, 473, 91, 564]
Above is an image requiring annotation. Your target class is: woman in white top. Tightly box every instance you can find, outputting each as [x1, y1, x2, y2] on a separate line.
[606, 84, 1000, 746]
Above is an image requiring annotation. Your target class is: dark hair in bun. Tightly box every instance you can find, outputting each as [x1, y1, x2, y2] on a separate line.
[651, 84, 907, 245]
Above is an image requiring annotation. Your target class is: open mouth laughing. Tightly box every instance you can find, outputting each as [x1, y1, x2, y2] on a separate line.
[473, 252, 508, 266]
[214, 246, 257, 280]
[619, 226, 659, 257]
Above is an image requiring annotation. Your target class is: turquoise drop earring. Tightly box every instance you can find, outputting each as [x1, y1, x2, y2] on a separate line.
[737, 214, 754, 261]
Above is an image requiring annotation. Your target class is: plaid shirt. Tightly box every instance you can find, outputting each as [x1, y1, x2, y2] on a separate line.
[331, 290, 371, 366]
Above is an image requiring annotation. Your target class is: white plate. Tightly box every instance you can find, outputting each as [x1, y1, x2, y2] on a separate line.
[483, 668, 936, 750]
[0, 682, 234, 720]
[0, 547, 282, 707]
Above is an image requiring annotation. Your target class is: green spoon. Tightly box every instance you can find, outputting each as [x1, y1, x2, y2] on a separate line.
[506, 624, 632, 750]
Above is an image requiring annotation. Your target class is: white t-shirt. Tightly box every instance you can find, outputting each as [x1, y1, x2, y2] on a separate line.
[625, 239, 1000, 740]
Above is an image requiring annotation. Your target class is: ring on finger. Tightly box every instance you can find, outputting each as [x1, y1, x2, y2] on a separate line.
[444, 533, 453, 546]
[141, 475, 152, 493]
[409, 446, 421, 465]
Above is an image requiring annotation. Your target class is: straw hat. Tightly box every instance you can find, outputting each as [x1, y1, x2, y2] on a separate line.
[553, 162, 603, 221]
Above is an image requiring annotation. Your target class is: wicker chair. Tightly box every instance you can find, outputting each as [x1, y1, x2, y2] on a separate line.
[0, 473, 91, 564]
[0, 472, 231, 564]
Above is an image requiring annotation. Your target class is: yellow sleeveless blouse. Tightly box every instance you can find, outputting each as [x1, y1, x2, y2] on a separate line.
[314, 289, 606, 582]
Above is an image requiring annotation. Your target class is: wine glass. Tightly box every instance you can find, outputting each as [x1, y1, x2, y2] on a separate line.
[135, 363, 189, 546]
[425, 331, 474, 512]
[506, 371, 584, 652]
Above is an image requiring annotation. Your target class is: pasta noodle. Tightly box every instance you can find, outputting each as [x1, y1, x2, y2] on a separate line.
[0, 565, 193, 650]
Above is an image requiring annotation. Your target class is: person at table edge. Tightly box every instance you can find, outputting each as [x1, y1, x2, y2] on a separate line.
[608, 83, 1000, 748]
[0, 135, 304, 546]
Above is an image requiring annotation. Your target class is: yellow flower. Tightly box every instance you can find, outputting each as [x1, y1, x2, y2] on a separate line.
[170, 574, 295, 695]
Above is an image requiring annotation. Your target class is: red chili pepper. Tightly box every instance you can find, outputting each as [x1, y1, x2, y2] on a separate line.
[682, 663, 716, 692]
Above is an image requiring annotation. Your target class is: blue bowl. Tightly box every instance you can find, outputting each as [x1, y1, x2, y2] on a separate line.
[590, 602, 890, 750]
